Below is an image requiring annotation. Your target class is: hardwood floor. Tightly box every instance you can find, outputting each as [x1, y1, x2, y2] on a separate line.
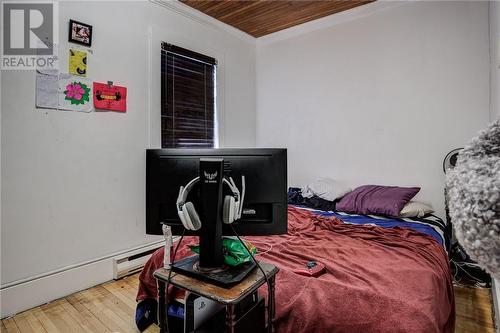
[1, 275, 496, 332]
[454, 284, 496, 333]
[1, 274, 159, 333]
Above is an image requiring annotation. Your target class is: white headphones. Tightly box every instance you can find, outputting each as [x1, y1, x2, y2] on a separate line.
[176, 176, 245, 231]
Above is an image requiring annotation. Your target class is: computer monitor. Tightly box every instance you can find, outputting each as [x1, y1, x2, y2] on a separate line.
[146, 148, 287, 286]
[146, 148, 287, 236]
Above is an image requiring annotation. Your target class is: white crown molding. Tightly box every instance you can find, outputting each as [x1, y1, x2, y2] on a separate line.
[149, 0, 256, 46]
[256, 1, 404, 47]
[149, 0, 405, 48]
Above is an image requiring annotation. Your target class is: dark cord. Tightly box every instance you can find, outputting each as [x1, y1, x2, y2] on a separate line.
[164, 228, 186, 333]
[228, 224, 271, 305]
[164, 226, 271, 332]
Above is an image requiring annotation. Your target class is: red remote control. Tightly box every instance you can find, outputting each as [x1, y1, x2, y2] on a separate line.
[293, 261, 326, 277]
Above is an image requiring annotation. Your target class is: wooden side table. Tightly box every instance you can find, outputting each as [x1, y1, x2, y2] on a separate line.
[154, 261, 279, 333]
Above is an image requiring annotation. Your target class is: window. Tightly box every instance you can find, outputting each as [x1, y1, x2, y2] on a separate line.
[161, 43, 217, 148]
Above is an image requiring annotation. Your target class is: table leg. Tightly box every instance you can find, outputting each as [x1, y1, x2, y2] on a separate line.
[226, 304, 236, 333]
[268, 276, 276, 333]
[157, 280, 166, 333]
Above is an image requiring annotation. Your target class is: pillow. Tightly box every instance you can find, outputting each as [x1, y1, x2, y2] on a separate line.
[301, 178, 352, 202]
[399, 201, 434, 218]
[336, 185, 420, 217]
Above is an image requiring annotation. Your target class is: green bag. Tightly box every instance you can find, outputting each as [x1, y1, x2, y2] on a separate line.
[189, 237, 257, 267]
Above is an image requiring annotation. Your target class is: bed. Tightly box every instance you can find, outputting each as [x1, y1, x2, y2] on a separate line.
[137, 205, 455, 332]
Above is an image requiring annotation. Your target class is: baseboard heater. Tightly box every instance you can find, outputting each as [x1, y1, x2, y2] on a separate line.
[113, 242, 164, 280]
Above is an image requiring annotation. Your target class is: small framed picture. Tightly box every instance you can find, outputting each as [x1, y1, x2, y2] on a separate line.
[68, 20, 92, 47]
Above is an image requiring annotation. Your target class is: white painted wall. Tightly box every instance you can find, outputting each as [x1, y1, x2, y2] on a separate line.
[488, 3, 500, 330]
[256, 1, 490, 219]
[491, 1, 500, 122]
[1, 0, 255, 316]
[1, 0, 496, 320]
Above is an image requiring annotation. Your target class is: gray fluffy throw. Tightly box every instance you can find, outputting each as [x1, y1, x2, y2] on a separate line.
[446, 120, 500, 279]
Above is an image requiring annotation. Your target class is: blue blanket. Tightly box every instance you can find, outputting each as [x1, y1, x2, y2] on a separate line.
[294, 205, 448, 250]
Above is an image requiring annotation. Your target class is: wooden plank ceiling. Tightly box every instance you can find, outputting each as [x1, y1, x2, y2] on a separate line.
[180, 0, 375, 38]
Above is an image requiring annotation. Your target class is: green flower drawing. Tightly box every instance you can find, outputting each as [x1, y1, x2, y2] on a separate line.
[64, 82, 90, 105]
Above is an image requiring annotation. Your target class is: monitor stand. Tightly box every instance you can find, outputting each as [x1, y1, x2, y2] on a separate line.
[171, 158, 256, 288]
[172, 255, 256, 287]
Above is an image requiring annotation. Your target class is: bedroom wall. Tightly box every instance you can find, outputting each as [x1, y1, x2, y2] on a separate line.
[491, 0, 500, 122]
[1, 0, 256, 316]
[490, 1, 500, 327]
[256, 1, 490, 219]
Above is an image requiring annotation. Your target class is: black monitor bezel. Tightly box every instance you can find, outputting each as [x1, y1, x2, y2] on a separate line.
[146, 148, 287, 236]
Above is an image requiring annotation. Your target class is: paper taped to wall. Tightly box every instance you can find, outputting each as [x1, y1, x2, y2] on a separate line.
[93, 82, 127, 112]
[69, 49, 88, 77]
[59, 73, 93, 112]
[35, 70, 59, 109]
[35, 71, 93, 112]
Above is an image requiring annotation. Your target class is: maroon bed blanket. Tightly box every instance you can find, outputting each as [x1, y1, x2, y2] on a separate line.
[137, 206, 455, 333]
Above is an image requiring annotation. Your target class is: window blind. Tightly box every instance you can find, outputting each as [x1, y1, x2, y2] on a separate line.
[161, 43, 217, 148]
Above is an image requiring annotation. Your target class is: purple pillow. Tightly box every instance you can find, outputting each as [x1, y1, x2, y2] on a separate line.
[336, 185, 420, 217]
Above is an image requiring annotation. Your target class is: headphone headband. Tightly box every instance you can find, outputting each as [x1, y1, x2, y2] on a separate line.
[176, 176, 199, 208]
[223, 178, 239, 198]
[177, 176, 240, 206]
[177, 175, 245, 229]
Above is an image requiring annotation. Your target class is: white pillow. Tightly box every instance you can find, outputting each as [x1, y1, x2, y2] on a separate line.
[302, 178, 351, 202]
[399, 201, 434, 218]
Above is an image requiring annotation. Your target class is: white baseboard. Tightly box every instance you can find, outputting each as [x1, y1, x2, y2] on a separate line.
[0, 240, 164, 319]
[493, 278, 500, 333]
[0, 258, 112, 319]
